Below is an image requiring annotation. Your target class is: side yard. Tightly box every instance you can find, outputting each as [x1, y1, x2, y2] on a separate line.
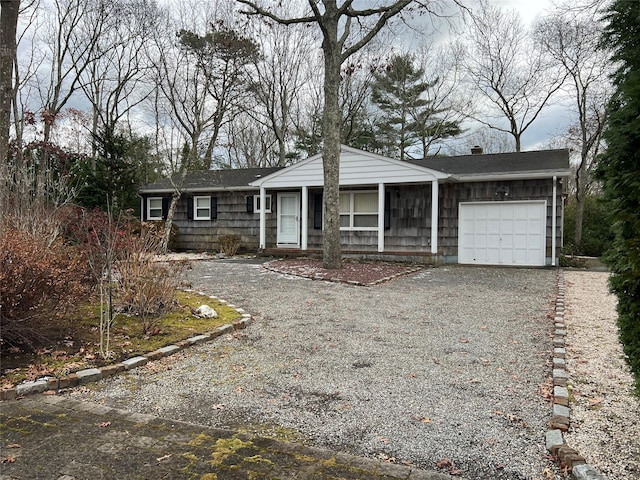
[563, 271, 640, 480]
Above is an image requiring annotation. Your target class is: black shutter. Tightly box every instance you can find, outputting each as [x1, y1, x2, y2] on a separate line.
[142, 196, 148, 221]
[186, 195, 194, 220]
[313, 193, 323, 229]
[384, 191, 391, 230]
[211, 196, 217, 219]
[161, 197, 169, 220]
[246, 195, 254, 214]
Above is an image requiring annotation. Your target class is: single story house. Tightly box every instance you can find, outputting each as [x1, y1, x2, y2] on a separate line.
[139, 145, 570, 266]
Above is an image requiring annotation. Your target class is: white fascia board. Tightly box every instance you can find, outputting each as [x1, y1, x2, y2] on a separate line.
[139, 186, 259, 194]
[450, 170, 571, 182]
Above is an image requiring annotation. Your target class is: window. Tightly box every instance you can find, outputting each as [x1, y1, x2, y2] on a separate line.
[254, 194, 272, 213]
[339, 191, 378, 230]
[194, 196, 211, 220]
[147, 197, 163, 220]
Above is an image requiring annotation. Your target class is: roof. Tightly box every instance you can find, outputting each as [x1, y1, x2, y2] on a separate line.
[250, 145, 447, 189]
[139, 167, 284, 194]
[408, 149, 571, 180]
[139, 148, 571, 194]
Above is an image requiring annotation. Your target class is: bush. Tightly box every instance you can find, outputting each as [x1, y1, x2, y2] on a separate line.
[113, 226, 186, 334]
[146, 221, 179, 252]
[218, 234, 241, 256]
[563, 194, 614, 257]
[0, 228, 93, 350]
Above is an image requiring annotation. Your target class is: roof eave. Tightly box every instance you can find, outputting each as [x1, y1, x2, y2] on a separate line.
[139, 186, 260, 194]
[449, 170, 572, 182]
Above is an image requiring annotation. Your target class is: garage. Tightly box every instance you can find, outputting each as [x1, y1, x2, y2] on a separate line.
[458, 201, 547, 266]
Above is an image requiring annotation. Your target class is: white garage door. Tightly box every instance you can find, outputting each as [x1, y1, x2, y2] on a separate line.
[458, 201, 547, 266]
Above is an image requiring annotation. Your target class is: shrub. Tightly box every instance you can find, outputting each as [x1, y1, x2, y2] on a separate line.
[113, 226, 186, 334]
[563, 194, 614, 257]
[218, 234, 241, 256]
[0, 228, 93, 350]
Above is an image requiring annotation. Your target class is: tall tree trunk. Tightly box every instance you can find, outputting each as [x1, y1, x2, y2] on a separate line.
[574, 194, 585, 248]
[321, 23, 342, 270]
[574, 170, 585, 248]
[160, 190, 180, 254]
[0, 0, 19, 167]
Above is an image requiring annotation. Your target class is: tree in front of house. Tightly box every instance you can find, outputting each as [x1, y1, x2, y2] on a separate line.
[0, 0, 19, 167]
[151, 9, 259, 252]
[597, 0, 640, 390]
[238, 0, 442, 269]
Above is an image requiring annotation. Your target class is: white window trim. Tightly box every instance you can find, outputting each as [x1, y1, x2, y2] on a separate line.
[147, 197, 163, 221]
[339, 190, 378, 231]
[254, 194, 272, 214]
[194, 195, 211, 220]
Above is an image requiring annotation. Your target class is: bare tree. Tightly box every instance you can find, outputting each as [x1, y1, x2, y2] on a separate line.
[238, 0, 443, 269]
[465, 0, 565, 152]
[0, 0, 19, 167]
[32, 0, 110, 149]
[534, 2, 611, 247]
[244, 20, 315, 166]
[150, 4, 258, 252]
[77, 0, 159, 144]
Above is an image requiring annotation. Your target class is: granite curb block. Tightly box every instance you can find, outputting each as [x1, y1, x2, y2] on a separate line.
[546, 270, 606, 480]
[0, 300, 253, 402]
[262, 259, 424, 286]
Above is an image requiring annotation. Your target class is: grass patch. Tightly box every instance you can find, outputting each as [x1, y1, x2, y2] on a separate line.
[1, 290, 240, 388]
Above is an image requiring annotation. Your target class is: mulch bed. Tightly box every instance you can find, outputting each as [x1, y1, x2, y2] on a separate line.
[263, 258, 426, 286]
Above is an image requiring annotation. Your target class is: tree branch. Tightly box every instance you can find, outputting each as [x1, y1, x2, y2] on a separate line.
[237, 0, 316, 25]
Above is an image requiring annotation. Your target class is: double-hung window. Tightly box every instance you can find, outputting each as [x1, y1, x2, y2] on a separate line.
[254, 194, 272, 213]
[339, 191, 378, 230]
[147, 197, 163, 220]
[194, 196, 211, 220]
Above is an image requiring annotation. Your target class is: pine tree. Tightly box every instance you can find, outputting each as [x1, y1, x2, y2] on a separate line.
[597, 0, 640, 389]
[371, 54, 461, 160]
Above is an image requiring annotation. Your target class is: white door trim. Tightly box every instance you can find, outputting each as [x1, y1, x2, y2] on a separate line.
[277, 192, 300, 246]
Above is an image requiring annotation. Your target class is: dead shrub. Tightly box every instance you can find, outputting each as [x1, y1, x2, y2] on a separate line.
[113, 223, 186, 334]
[0, 228, 92, 350]
[219, 234, 241, 256]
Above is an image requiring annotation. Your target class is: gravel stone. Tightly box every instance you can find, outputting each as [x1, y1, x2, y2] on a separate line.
[563, 271, 640, 480]
[68, 261, 562, 479]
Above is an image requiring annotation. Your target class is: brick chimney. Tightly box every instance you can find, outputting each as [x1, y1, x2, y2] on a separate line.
[471, 145, 483, 155]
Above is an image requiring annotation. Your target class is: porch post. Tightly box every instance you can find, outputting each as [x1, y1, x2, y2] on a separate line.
[552, 175, 557, 266]
[301, 186, 308, 251]
[431, 180, 439, 255]
[259, 187, 266, 250]
[378, 183, 385, 253]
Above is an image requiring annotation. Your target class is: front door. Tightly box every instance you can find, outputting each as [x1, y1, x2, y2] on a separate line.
[277, 192, 300, 245]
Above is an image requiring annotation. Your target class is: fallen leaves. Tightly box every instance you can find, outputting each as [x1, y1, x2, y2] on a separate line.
[97, 421, 111, 427]
[435, 457, 462, 476]
[1, 456, 16, 464]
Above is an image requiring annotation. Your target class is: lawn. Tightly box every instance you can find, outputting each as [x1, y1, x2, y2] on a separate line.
[0, 290, 241, 389]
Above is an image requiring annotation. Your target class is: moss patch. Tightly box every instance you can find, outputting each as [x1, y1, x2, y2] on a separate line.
[209, 436, 254, 467]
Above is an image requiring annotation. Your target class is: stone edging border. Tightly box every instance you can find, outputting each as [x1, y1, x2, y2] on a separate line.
[262, 260, 425, 286]
[546, 270, 606, 480]
[0, 292, 252, 402]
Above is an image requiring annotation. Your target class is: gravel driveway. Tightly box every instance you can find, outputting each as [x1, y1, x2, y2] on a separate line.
[73, 260, 560, 479]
